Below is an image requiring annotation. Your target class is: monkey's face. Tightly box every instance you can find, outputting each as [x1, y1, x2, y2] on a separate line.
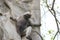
[24, 14, 31, 19]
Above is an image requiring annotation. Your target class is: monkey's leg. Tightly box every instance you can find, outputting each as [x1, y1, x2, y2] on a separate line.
[25, 26, 32, 40]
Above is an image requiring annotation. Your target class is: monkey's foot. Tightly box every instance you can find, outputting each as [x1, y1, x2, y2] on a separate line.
[26, 36, 32, 40]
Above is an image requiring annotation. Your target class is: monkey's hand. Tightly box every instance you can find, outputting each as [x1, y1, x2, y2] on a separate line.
[31, 24, 41, 27]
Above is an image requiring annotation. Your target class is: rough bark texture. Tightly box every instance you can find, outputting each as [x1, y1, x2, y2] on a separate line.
[30, 0, 41, 40]
[0, 0, 40, 40]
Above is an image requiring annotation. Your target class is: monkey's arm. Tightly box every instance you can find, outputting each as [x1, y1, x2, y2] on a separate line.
[28, 20, 41, 27]
[31, 24, 41, 27]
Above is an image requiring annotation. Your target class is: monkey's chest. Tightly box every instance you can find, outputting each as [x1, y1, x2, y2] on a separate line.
[20, 23, 29, 31]
[18, 22, 29, 31]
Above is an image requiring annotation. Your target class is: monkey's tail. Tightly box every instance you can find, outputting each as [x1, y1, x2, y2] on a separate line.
[32, 30, 43, 40]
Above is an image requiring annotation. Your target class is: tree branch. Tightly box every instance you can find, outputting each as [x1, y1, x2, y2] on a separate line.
[51, 0, 55, 10]
[32, 31, 43, 40]
[46, 0, 60, 40]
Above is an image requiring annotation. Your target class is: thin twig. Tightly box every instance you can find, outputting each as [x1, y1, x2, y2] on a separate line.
[33, 31, 43, 40]
[53, 31, 58, 40]
[46, 0, 60, 40]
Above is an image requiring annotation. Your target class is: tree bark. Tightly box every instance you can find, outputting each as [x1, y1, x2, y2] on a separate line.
[0, 0, 41, 40]
[30, 0, 41, 40]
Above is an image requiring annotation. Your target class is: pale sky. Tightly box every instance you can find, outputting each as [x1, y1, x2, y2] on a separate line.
[41, 0, 60, 40]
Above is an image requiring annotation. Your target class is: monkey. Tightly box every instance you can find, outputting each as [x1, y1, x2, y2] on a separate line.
[10, 13, 32, 40]
[17, 14, 32, 39]
[10, 13, 41, 40]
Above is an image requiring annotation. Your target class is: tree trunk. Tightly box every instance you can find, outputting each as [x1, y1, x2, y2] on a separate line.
[30, 0, 41, 40]
[0, 0, 41, 40]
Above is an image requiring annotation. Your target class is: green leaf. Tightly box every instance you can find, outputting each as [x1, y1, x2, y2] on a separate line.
[48, 30, 52, 34]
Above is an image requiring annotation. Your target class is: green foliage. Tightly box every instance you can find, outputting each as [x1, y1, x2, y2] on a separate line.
[48, 30, 54, 34]
[48, 30, 52, 34]
[51, 36, 54, 40]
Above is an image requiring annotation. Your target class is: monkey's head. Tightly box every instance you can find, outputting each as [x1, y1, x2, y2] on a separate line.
[24, 14, 31, 20]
